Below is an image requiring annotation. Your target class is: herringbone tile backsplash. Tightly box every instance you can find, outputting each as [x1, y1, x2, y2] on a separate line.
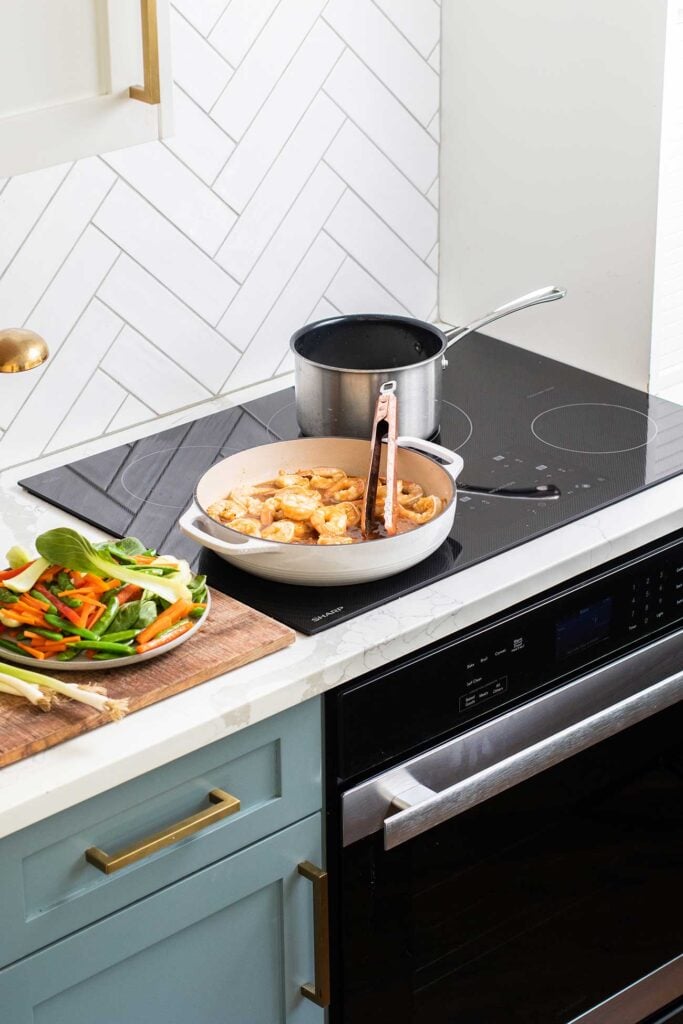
[0, 0, 440, 468]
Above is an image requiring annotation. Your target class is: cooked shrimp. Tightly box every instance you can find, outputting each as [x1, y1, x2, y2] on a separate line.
[398, 495, 443, 524]
[397, 480, 423, 507]
[260, 497, 281, 527]
[311, 505, 348, 537]
[317, 535, 353, 545]
[334, 501, 361, 528]
[229, 518, 262, 537]
[277, 488, 322, 521]
[291, 520, 316, 542]
[325, 476, 364, 502]
[297, 466, 345, 490]
[230, 488, 267, 516]
[207, 498, 246, 523]
[262, 521, 296, 543]
[276, 471, 310, 489]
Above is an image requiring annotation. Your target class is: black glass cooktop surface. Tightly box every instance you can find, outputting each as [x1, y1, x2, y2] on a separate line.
[20, 334, 683, 634]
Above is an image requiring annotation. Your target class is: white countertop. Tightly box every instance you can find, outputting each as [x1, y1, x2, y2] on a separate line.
[0, 375, 681, 839]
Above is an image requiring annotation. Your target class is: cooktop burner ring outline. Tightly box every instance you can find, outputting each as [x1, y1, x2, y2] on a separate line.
[265, 399, 474, 451]
[119, 445, 241, 508]
[530, 403, 658, 454]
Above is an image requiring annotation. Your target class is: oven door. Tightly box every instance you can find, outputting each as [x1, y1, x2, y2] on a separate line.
[338, 630, 683, 1024]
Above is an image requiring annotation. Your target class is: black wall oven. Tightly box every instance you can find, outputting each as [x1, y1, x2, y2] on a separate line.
[326, 531, 683, 1023]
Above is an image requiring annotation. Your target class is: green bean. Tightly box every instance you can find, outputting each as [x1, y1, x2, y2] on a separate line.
[92, 594, 119, 637]
[30, 588, 54, 608]
[0, 637, 24, 655]
[28, 627, 65, 642]
[0, 588, 19, 604]
[55, 648, 80, 661]
[100, 630, 138, 643]
[189, 606, 205, 620]
[44, 614, 98, 641]
[48, 585, 81, 609]
[71, 640, 134, 655]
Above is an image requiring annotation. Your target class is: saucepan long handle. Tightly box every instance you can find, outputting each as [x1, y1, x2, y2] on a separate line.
[444, 285, 566, 350]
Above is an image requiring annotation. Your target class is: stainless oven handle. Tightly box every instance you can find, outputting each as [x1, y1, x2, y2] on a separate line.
[342, 628, 683, 850]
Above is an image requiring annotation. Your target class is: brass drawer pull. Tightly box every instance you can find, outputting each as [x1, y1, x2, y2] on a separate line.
[298, 861, 331, 1008]
[85, 789, 240, 874]
[130, 0, 161, 105]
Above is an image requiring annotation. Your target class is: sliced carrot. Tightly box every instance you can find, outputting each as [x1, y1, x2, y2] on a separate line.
[116, 584, 143, 605]
[17, 643, 46, 660]
[87, 604, 106, 629]
[37, 564, 62, 583]
[135, 600, 193, 646]
[136, 620, 193, 655]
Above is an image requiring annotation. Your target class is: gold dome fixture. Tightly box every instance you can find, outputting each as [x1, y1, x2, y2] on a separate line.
[0, 329, 49, 373]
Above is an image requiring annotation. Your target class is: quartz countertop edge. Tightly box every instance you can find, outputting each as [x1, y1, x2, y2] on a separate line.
[0, 384, 681, 839]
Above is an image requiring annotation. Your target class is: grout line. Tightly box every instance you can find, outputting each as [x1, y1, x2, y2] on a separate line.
[209, 7, 326, 178]
[320, 29, 438, 132]
[321, 231, 413, 314]
[98, 367, 156, 417]
[0, 166, 72, 280]
[90, 227, 242, 358]
[41, 316, 127, 456]
[214, 102, 348, 273]
[171, 4, 236, 70]
[104, 391, 130, 434]
[94, 294, 218, 398]
[208, 0, 289, 125]
[19, 170, 118, 332]
[322, 167, 437, 265]
[0, 162, 76, 288]
[98, 163, 239, 263]
[368, 0, 441, 66]
[216, 180, 349, 382]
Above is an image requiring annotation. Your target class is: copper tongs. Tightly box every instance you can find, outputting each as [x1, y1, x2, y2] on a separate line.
[361, 380, 399, 538]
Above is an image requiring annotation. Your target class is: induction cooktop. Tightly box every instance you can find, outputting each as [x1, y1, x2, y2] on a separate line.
[20, 334, 683, 634]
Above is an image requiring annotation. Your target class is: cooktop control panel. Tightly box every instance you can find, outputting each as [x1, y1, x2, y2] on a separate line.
[335, 532, 683, 780]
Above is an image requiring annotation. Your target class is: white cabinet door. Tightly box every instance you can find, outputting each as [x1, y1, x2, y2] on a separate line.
[0, 0, 172, 178]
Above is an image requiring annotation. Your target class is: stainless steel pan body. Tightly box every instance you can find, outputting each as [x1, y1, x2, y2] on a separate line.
[291, 286, 566, 439]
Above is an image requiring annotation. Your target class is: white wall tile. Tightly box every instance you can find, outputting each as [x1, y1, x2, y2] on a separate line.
[0, 4, 439, 462]
[103, 142, 236, 255]
[171, 0, 231, 38]
[0, 158, 115, 329]
[227, 233, 344, 389]
[209, 0, 280, 68]
[0, 163, 71, 277]
[374, 0, 441, 59]
[211, 0, 325, 140]
[213, 22, 344, 212]
[164, 85, 235, 185]
[107, 393, 154, 434]
[98, 255, 239, 391]
[47, 370, 128, 454]
[101, 326, 212, 414]
[170, 7, 233, 111]
[218, 164, 345, 349]
[323, 0, 439, 126]
[94, 182, 238, 323]
[325, 121, 437, 258]
[0, 225, 118, 430]
[427, 242, 439, 273]
[326, 192, 436, 318]
[0, 300, 122, 464]
[216, 94, 344, 280]
[324, 51, 438, 192]
[325, 257, 410, 315]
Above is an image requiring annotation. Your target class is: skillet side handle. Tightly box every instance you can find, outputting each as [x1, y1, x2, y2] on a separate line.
[178, 504, 278, 557]
[395, 436, 464, 483]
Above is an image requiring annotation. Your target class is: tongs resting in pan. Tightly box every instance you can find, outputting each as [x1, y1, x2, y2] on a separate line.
[362, 380, 399, 538]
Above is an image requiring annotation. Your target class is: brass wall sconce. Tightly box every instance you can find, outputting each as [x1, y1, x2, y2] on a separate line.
[0, 329, 49, 373]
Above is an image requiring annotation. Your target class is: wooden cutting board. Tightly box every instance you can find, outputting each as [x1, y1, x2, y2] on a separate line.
[0, 589, 295, 769]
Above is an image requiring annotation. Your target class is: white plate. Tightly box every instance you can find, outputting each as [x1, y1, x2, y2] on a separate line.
[0, 593, 210, 671]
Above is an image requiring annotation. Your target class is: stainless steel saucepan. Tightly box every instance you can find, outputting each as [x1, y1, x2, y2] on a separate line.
[290, 286, 566, 439]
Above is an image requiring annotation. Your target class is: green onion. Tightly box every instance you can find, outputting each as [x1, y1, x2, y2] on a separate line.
[0, 661, 128, 719]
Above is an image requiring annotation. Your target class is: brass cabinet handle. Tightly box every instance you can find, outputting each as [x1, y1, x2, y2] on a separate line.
[85, 789, 240, 874]
[298, 861, 331, 1008]
[130, 0, 161, 105]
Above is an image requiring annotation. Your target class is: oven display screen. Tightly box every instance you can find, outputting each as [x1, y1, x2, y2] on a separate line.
[555, 597, 613, 661]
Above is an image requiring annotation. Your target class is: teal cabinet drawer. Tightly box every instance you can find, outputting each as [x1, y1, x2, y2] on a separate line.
[0, 698, 321, 967]
[0, 812, 325, 1024]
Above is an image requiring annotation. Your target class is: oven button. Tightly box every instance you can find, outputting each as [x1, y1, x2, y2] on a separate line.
[459, 677, 508, 712]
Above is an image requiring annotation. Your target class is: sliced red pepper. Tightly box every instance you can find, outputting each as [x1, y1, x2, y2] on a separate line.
[34, 583, 82, 627]
[0, 562, 34, 581]
[116, 584, 143, 605]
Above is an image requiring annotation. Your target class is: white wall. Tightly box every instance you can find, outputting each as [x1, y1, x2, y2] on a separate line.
[439, 0, 668, 390]
[0, 0, 440, 469]
[651, 1, 683, 404]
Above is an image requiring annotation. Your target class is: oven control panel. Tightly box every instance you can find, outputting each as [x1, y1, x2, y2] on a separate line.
[336, 532, 683, 781]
